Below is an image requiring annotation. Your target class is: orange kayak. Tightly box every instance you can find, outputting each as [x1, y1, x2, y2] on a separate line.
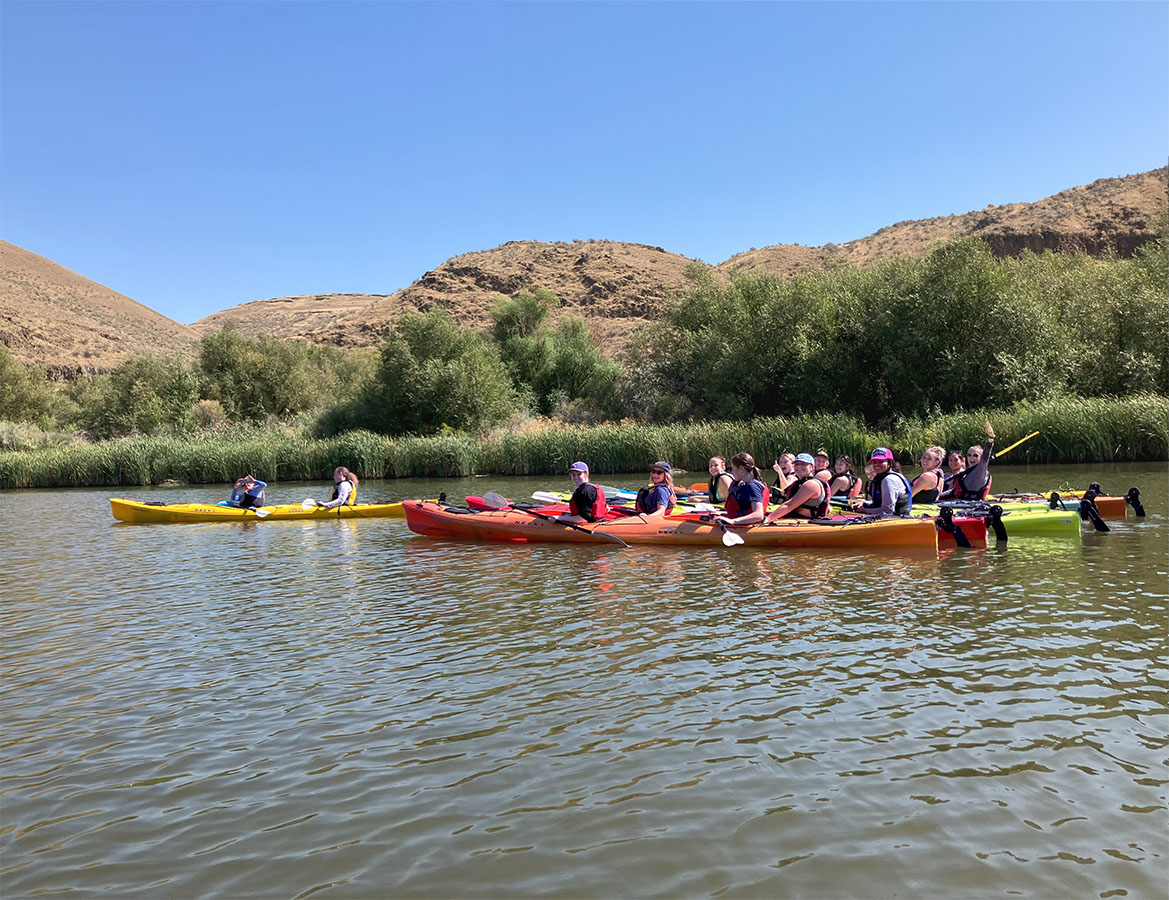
[404, 501, 939, 549]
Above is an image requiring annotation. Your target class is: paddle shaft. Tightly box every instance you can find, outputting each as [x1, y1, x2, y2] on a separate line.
[992, 430, 1040, 460]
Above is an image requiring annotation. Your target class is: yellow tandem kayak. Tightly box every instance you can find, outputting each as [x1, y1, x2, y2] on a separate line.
[110, 498, 407, 524]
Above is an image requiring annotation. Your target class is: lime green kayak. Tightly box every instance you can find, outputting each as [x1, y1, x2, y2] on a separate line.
[914, 502, 1082, 537]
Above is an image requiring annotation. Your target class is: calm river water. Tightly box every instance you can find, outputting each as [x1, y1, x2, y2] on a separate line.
[1, 463, 1166, 898]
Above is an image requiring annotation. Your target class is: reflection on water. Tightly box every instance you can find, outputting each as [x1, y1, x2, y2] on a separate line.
[1, 465, 1166, 898]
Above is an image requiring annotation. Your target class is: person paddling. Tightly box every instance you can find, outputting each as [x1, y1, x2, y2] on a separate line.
[231, 475, 266, 509]
[558, 461, 607, 524]
[707, 456, 735, 505]
[637, 461, 677, 516]
[910, 446, 946, 504]
[940, 423, 996, 501]
[313, 466, 359, 508]
[850, 448, 912, 516]
[713, 453, 768, 527]
[765, 453, 830, 521]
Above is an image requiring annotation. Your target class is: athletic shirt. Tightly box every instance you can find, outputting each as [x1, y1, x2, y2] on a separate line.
[637, 483, 675, 514]
[954, 441, 994, 500]
[708, 472, 733, 504]
[863, 471, 913, 516]
[911, 470, 944, 504]
[568, 482, 607, 522]
[780, 475, 829, 519]
[319, 480, 356, 509]
[725, 479, 766, 518]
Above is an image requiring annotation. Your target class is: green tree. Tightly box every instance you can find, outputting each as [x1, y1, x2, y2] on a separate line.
[353, 309, 516, 435]
[0, 346, 60, 424]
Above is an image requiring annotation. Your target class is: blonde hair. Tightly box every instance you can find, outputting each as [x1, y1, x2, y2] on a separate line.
[922, 446, 944, 469]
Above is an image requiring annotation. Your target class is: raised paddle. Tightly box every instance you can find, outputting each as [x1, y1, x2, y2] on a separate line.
[482, 492, 628, 548]
[992, 430, 1040, 460]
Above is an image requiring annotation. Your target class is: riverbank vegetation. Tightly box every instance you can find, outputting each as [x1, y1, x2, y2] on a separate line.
[1, 236, 1165, 487]
[1, 394, 1164, 488]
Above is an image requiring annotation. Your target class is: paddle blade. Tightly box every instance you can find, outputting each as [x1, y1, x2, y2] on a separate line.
[719, 523, 745, 546]
[252, 507, 271, 518]
[483, 491, 510, 509]
[301, 498, 316, 510]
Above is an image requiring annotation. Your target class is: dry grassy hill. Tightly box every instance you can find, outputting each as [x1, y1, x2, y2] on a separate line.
[5, 167, 1165, 369]
[720, 167, 1167, 275]
[0, 240, 197, 372]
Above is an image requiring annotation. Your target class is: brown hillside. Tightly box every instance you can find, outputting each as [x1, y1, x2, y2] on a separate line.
[720, 167, 1168, 276]
[309, 240, 705, 354]
[0, 241, 197, 373]
[191, 293, 388, 340]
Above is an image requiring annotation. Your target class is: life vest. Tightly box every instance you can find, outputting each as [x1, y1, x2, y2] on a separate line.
[725, 479, 766, 518]
[871, 471, 913, 514]
[911, 470, 944, 504]
[830, 472, 859, 498]
[636, 483, 675, 514]
[330, 481, 357, 506]
[569, 483, 607, 522]
[955, 472, 992, 502]
[781, 475, 829, 519]
[708, 472, 732, 504]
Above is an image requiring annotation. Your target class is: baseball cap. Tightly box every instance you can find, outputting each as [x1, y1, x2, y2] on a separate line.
[814, 448, 829, 458]
[869, 447, 894, 462]
[568, 461, 589, 473]
[794, 453, 815, 465]
[652, 461, 671, 472]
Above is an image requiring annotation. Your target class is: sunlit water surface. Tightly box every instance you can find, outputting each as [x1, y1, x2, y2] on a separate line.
[2, 464, 1166, 898]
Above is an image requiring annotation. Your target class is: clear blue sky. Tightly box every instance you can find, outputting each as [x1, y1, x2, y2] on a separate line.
[2, 1, 1165, 324]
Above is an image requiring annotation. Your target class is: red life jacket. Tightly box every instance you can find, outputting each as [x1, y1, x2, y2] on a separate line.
[726, 480, 767, 518]
[569, 483, 607, 521]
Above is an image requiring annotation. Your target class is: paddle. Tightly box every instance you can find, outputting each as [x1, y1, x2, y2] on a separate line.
[301, 498, 317, 510]
[715, 519, 745, 547]
[992, 430, 1039, 461]
[482, 492, 628, 548]
[246, 506, 271, 518]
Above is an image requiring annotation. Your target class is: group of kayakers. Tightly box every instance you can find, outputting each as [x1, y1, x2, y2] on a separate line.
[554, 421, 997, 527]
[226, 467, 359, 509]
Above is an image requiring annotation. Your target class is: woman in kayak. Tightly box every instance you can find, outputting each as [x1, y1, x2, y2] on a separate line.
[558, 461, 607, 524]
[943, 450, 965, 492]
[231, 475, 266, 509]
[312, 466, 359, 509]
[713, 452, 768, 527]
[850, 448, 912, 516]
[813, 449, 833, 485]
[707, 456, 734, 505]
[765, 453, 830, 521]
[827, 455, 863, 499]
[637, 461, 677, 516]
[910, 446, 946, 503]
[771, 452, 796, 493]
[941, 423, 996, 500]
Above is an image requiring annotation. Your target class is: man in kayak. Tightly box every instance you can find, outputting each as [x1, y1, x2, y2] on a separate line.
[850, 448, 911, 516]
[558, 461, 608, 524]
[765, 453, 830, 521]
[637, 461, 677, 516]
[231, 475, 266, 508]
[939, 423, 996, 501]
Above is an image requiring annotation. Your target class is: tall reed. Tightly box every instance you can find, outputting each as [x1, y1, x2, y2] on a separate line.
[0, 394, 1164, 488]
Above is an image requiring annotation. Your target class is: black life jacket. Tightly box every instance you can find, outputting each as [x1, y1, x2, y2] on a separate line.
[872, 471, 913, 515]
[330, 481, 357, 506]
[708, 472, 732, 504]
[636, 484, 675, 514]
[830, 472, 859, 498]
[911, 470, 943, 504]
[955, 471, 992, 502]
[781, 476, 829, 519]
